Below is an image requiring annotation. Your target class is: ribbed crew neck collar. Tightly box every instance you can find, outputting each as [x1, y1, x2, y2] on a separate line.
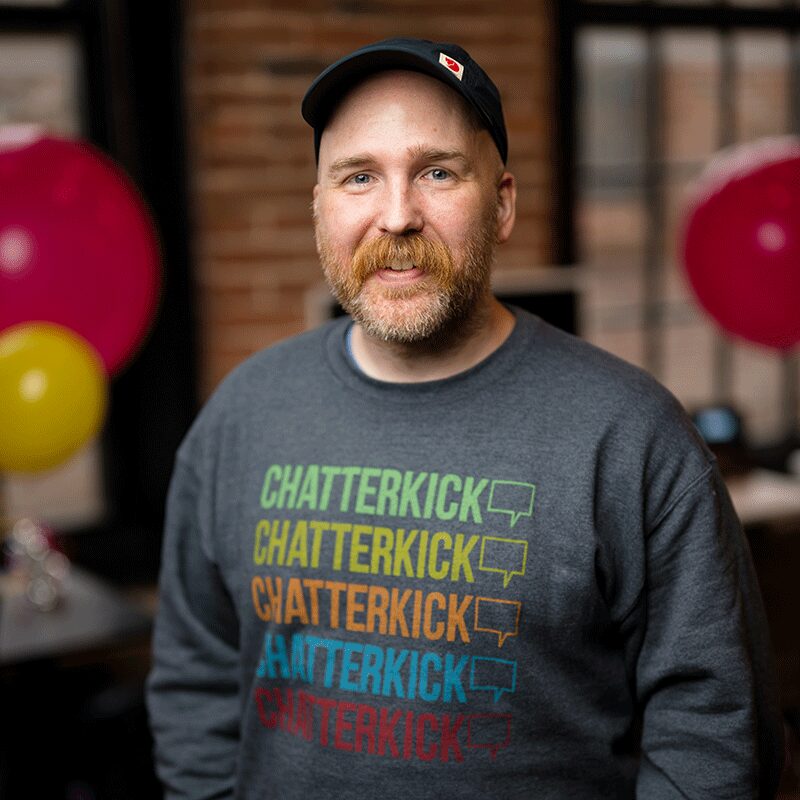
[324, 306, 539, 404]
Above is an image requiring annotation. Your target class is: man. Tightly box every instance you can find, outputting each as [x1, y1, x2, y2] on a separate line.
[147, 38, 784, 799]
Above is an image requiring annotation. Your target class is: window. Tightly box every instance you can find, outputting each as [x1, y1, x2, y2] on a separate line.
[568, 1, 800, 441]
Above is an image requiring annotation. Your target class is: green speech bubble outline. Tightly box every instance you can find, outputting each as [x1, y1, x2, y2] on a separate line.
[487, 480, 536, 528]
[478, 536, 528, 588]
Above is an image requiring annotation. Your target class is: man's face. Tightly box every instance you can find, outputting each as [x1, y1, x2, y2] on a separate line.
[313, 70, 515, 343]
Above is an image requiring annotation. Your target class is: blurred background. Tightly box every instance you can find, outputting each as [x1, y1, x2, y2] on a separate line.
[1, 0, 800, 796]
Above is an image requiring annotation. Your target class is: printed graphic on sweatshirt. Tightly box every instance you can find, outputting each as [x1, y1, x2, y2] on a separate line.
[250, 462, 535, 763]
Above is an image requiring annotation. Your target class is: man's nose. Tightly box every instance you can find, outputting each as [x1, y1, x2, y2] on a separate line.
[377, 179, 423, 236]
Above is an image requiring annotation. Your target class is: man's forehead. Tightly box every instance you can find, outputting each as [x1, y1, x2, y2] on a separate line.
[315, 70, 506, 180]
[327, 69, 476, 128]
[318, 70, 483, 162]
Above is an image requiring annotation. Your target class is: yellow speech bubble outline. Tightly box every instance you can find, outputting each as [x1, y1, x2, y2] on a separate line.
[474, 596, 522, 648]
[478, 536, 528, 588]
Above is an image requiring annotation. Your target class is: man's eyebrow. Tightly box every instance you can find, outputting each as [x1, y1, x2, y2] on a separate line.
[408, 147, 472, 169]
[327, 148, 473, 176]
[327, 155, 375, 177]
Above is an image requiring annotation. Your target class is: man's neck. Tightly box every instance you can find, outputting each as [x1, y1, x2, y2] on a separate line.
[349, 296, 515, 383]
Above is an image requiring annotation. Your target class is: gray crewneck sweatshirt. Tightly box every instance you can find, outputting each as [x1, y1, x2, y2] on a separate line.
[147, 308, 783, 799]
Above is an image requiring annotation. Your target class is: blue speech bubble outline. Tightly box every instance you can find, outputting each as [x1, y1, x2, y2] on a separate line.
[487, 480, 536, 528]
[465, 714, 513, 760]
[469, 656, 517, 703]
[474, 596, 522, 648]
[478, 536, 528, 588]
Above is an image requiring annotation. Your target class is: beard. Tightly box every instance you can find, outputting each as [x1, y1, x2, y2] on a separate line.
[315, 209, 499, 345]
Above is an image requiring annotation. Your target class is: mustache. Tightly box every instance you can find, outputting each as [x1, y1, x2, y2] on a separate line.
[351, 234, 455, 282]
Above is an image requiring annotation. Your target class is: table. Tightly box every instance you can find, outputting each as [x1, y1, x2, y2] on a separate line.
[0, 565, 151, 667]
[726, 468, 800, 527]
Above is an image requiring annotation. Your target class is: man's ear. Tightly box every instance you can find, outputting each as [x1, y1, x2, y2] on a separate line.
[496, 171, 517, 244]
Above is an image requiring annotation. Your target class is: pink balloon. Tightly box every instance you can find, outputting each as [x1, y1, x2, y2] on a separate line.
[682, 138, 800, 352]
[0, 131, 160, 374]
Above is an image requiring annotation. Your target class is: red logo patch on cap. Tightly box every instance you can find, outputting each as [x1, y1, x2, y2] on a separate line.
[439, 52, 464, 81]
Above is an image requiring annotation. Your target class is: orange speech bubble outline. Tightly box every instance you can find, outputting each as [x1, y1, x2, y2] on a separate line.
[474, 597, 522, 648]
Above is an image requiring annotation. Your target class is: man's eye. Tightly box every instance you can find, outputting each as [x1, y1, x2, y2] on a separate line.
[428, 168, 451, 181]
[349, 173, 371, 185]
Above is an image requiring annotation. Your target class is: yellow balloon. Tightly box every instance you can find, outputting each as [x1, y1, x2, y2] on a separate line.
[0, 323, 108, 473]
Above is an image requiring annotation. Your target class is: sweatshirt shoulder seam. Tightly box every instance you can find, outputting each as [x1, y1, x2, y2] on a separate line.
[614, 462, 716, 627]
[649, 462, 715, 534]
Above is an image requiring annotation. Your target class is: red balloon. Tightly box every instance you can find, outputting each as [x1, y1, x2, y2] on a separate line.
[682, 138, 800, 352]
[0, 130, 160, 374]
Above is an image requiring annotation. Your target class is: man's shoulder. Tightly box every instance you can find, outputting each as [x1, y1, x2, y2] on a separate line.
[237, 318, 339, 372]
[513, 310, 714, 500]
[178, 319, 343, 454]
[213, 318, 342, 397]
[514, 308, 681, 417]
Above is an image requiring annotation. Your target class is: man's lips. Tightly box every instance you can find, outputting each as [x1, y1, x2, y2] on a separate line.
[374, 265, 425, 282]
[385, 258, 414, 272]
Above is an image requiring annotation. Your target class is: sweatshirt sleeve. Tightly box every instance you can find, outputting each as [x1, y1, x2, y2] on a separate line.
[146, 455, 241, 800]
[633, 465, 784, 799]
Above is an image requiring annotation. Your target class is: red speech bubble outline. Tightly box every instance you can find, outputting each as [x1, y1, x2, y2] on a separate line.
[466, 714, 512, 759]
[474, 597, 521, 648]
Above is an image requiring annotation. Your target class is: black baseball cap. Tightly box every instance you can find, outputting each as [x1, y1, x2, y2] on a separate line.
[301, 37, 508, 164]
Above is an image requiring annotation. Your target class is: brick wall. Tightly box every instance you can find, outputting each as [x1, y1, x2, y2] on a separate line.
[185, 1, 555, 396]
